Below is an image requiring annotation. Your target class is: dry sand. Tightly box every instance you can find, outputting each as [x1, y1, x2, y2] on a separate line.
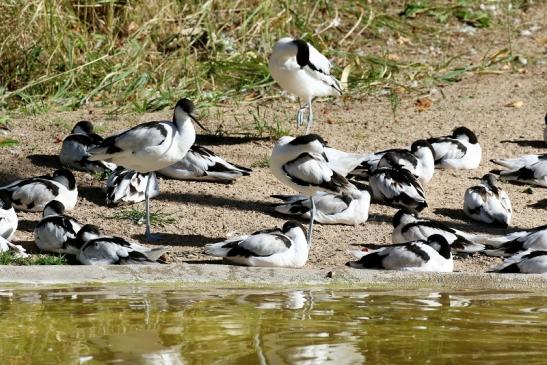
[1, 12, 546, 273]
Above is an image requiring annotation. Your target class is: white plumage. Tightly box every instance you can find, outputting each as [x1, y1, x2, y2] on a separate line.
[271, 188, 370, 226]
[76, 224, 168, 265]
[346, 234, 453, 272]
[0, 169, 78, 212]
[491, 154, 547, 187]
[270, 134, 359, 244]
[269, 37, 342, 133]
[490, 250, 547, 274]
[482, 224, 547, 257]
[59, 120, 116, 173]
[106, 167, 159, 206]
[0, 236, 27, 258]
[463, 173, 512, 227]
[427, 126, 481, 169]
[392, 209, 485, 253]
[158, 144, 251, 182]
[88, 98, 205, 240]
[323, 147, 368, 177]
[34, 200, 82, 255]
[0, 191, 17, 241]
[350, 140, 435, 184]
[369, 156, 428, 211]
[204, 221, 308, 268]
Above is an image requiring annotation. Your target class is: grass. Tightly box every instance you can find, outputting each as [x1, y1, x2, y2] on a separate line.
[0, 251, 67, 265]
[0, 0, 535, 116]
[251, 154, 270, 168]
[110, 208, 177, 227]
[0, 137, 18, 147]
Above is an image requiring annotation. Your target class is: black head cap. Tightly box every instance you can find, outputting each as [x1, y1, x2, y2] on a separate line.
[289, 134, 327, 146]
[44, 200, 66, 215]
[481, 173, 497, 186]
[410, 139, 435, 155]
[72, 121, 94, 134]
[452, 126, 478, 144]
[0, 190, 12, 210]
[427, 234, 451, 259]
[76, 224, 102, 242]
[52, 169, 76, 190]
[282, 220, 307, 236]
[292, 39, 309, 68]
[175, 98, 195, 115]
[392, 208, 419, 228]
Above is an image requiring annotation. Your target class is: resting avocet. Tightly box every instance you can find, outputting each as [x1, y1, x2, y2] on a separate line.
[463, 173, 512, 227]
[106, 167, 160, 206]
[270, 134, 359, 245]
[483, 224, 547, 257]
[392, 209, 485, 254]
[346, 234, 453, 272]
[491, 154, 547, 188]
[490, 250, 547, 274]
[34, 200, 82, 255]
[76, 224, 168, 265]
[59, 121, 116, 173]
[269, 37, 342, 134]
[427, 126, 481, 169]
[0, 169, 77, 212]
[204, 221, 308, 268]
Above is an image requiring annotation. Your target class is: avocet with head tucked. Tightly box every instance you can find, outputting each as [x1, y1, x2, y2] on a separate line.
[269, 37, 342, 134]
[490, 250, 547, 274]
[0, 169, 77, 212]
[204, 221, 308, 268]
[158, 144, 251, 182]
[463, 173, 512, 227]
[427, 126, 481, 169]
[106, 167, 160, 206]
[491, 154, 547, 188]
[270, 134, 359, 245]
[88, 98, 206, 240]
[346, 234, 453, 272]
[34, 200, 82, 255]
[60, 120, 116, 173]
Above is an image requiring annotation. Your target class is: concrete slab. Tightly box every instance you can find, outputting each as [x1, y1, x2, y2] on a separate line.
[0, 264, 545, 290]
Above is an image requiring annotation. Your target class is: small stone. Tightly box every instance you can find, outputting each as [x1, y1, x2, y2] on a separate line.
[326, 271, 335, 278]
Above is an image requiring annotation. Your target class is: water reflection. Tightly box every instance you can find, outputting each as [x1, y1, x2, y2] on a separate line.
[0, 286, 545, 364]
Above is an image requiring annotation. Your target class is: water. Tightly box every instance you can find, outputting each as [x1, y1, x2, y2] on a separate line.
[0, 286, 545, 364]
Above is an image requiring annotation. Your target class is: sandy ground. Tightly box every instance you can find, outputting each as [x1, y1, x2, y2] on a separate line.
[1, 10, 546, 273]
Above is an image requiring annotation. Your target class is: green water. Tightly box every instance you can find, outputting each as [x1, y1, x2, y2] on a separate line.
[0, 286, 545, 364]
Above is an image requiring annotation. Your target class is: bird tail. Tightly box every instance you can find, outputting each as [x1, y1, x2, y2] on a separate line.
[204, 239, 239, 257]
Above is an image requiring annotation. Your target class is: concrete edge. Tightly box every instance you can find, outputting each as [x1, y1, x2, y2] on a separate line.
[0, 264, 546, 290]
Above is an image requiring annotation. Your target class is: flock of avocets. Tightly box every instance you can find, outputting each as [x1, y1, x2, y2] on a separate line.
[1, 37, 546, 273]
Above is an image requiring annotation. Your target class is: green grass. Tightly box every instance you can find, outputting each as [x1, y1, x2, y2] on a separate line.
[0, 138, 18, 147]
[0, 1, 535, 115]
[0, 251, 67, 265]
[110, 208, 176, 227]
[251, 154, 270, 168]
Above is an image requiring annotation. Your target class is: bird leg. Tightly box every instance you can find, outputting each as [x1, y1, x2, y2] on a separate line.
[304, 99, 314, 135]
[144, 171, 159, 242]
[307, 195, 316, 246]
[296, 99, 309, 129]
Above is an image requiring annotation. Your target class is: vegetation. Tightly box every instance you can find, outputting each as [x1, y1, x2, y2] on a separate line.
[110, 208, 176, 227]
[0, 0, 534, 116]
[0, 251, 67, 265]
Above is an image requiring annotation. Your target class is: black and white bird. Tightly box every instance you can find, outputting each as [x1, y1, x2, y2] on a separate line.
[34, 200, 82, 255]
[0, 169, 78, 212]
[369, 153, 428, 211]
[0, 190, 17, 241]
[270, 134, 359, 245]
[88, 98, 206, 240]
[427, 126, 481, 169]
[323, 147, 368, 177]
[158, 144, 252, 182]
[106, 167, 160, 206]
[59, 121, 116, 173]
[482, 224, 547, 257]
[271, 188, 371, 226]
[204, 221, 308, 268]
[269, 37, 342, 134]
[346, 234, 453, 272]
[350, 140, 436, 184]
[392, 209, 485, 253]
[491, 154, 547, 188]
[490, 250, 547, 274]
[76, 224, 168, 265]
[463, 173, 512, 227]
